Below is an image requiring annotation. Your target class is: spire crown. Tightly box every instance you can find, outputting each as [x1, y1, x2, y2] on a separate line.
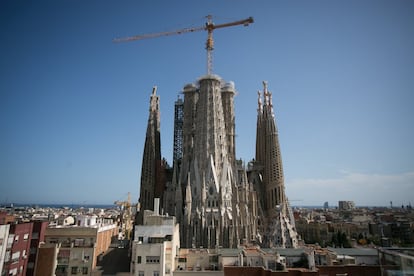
[261, 80, 274, 117]
[257, 90, 263, 113]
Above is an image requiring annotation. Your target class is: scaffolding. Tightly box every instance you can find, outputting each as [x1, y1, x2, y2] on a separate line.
[173, 96, 184, 162]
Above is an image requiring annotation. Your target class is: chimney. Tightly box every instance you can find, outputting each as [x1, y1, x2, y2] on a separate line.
[154, 198, 160, 215]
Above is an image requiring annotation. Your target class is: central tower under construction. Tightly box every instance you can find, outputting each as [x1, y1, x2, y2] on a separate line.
[175, 75, 252, 248]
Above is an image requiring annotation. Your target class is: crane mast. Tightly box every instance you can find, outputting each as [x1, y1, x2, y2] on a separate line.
[114, 15, 253, 75]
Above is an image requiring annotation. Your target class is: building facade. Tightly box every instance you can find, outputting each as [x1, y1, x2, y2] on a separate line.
[34, 215, 117, 276]
[338, 201, 355, 211]
[26, 220, 48, 276]
[2, 222, 33, 276]
[177, 76, 243, 248]
[0, 224, 10, 274]
[131, 200, 180, 276]
[137, 78, 297, 249]
[137, 86, 165, 225]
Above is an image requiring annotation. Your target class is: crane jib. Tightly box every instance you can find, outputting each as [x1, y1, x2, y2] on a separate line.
[114, 16, 254, 75]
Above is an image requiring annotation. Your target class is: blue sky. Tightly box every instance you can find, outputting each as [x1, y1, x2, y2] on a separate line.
[1, 0, 413, 206]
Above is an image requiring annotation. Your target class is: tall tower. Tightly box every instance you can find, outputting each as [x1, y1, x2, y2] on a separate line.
[254, 81, 298, 248]
[178, 75, 241, 248]
[256, 81, 286, 215]
[221, 82, 236, 167]
[137, 86, 163, 224]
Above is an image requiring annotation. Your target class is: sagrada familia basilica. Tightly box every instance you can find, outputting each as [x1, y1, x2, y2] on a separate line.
[137, 74, 298, 249]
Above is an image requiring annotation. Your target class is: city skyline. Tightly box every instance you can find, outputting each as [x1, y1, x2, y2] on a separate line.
[1, 0, 413, 206]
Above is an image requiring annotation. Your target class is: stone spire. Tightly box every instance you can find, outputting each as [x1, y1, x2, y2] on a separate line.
[137, 86, 162, 224]
[256, 81, 285, 215]
[254, 81, 298, 248]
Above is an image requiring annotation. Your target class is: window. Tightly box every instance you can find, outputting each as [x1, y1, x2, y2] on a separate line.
[146, 256, 160, 263]
[82, 267, 88, 275]
[74, 238, 84, 247]
[55, 265, 68, 273]
[137, 256, 142, 264]
[8, 268, 17, 275]
[23, 233, 29, 240]
[71, 266, 78, 274]
[148, 237, 164, 244]
[14, 235, 19, 242]
[49, 238, 59, 244]
[11, 251, 20, 262]
[57, 250, 70, 264]
[138, 272, 144, 276]
[153, 272, 159, 276]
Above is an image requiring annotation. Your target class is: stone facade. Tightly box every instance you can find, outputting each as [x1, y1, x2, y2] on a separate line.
[137, 86, 164, 225]
[137, 77, 297, 249]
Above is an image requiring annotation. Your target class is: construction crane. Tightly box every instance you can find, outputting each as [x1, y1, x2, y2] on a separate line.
[114, 192, 133, 240]
[113, 15, 254, 75]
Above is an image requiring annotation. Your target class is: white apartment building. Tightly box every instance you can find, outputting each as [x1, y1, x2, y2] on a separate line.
[0, 224, 10, 273]
[131, 200, 180, 276]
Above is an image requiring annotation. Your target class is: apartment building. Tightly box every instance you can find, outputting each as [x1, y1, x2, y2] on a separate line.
[0, 224, 10, 274]
[2, 222, 33, 276]
[26, 220, 48, 276]
[34, 215, 117, 276]
[131, 200, 180, 276]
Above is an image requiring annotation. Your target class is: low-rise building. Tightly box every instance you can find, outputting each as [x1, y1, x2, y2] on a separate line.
[378, 247, 414, 275]
[0, 211, 15, 225]
[327, 247, 379, 265]
[34, 215, 117, 276]
[175, 248, 220, 272]
[131, 200, 180, 276]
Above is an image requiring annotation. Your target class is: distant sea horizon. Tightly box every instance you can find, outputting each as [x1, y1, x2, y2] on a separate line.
[1, 202, 117, 209]
[1, 202, 392, 210]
